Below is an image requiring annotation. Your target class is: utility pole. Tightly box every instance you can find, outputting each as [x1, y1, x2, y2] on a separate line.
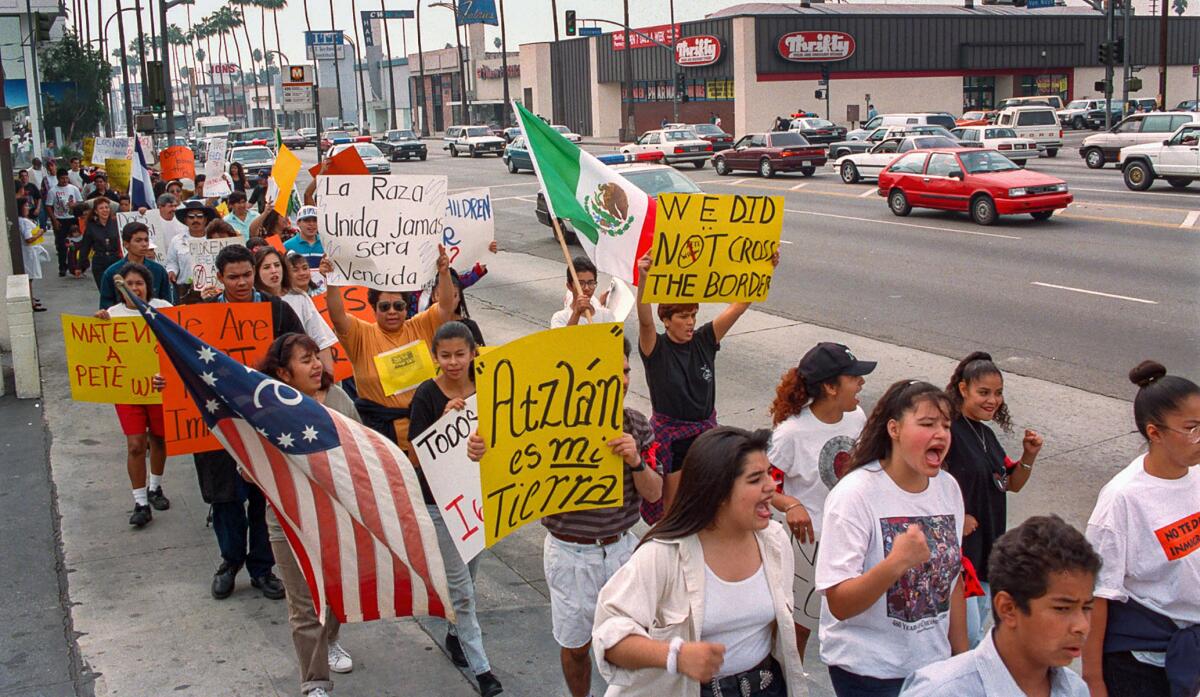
[415, 0, 428, 135]
[1121, 2, 1133, 107]
[669, 0, 677, 125]
[550, 0, 559, 41]
[348, 1, 368, 132]
[328, 0, 345, 126]
[499, 0, 509, 126]
[24, 0, 46, 156]
[1104, 0, 1114, 130]
[1158, 0, 1168, 108]
[116, 0, 136, 136]
[622, 0, 633, 141]
[380, 0, 397, 129]
[134, 0, 149, 114]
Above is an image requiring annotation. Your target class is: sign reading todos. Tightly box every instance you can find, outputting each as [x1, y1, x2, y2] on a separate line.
[778, 31, 856, 62]
[413, 395, 485, 562]
[317, 174, 447, 291]
[476, 323, 626, 546]
[675, 35, 722, 67]
[643, 193, 783, 304]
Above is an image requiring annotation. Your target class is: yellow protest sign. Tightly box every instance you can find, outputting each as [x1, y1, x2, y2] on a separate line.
[475, 323, 625, 546]
[373, 340, 437, 395]
[271, 144, 302, 216]
[62, 314, 161, 404]
[642, 193, 784, 304]
[105, 158, 132, 191]
[82, 137, 95, 166]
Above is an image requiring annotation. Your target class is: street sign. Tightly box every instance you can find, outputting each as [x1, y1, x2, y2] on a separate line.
[305, 30, 345, 60]
[1026, 0, 1055, 8]
[282, 64, 314, 112]
[361, 9, 414, 19]
[1193, 65, 1199, 78]
[579, 26, 601, 37]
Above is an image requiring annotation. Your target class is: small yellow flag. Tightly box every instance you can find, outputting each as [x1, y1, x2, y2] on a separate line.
[270, 144, 302, 216]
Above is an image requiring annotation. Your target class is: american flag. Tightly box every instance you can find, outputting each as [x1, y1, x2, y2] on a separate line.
[124, 289, 453, 624]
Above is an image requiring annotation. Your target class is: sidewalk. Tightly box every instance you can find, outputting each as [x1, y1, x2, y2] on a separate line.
[32, 247, 1142, 696]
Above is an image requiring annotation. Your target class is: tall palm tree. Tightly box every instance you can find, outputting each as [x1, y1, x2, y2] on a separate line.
[231, 0, 264, 125]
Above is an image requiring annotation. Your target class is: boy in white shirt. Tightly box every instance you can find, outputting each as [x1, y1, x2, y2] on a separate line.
[550, 255, 615, 328]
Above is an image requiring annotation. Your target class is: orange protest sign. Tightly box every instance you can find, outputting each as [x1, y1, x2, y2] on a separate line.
[160, 145, 196, 181]
[158, 303, 274, 455]
[311, 287, 377, 383]
[307, 145, 370, 178]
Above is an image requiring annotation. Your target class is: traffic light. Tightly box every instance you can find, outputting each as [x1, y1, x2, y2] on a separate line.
[565, 10, 576, 37]
[1097, 41, 1111, 65]
[675, 71, 686, 101]
[819, 64, 830, 85]
[1126, 76, 1143, 92]
[34, 13, 54, 42]
[1113, 38, 1124, 64]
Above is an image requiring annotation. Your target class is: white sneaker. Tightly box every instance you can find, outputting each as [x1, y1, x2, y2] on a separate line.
[327, 641, 353, 673]
[306, 689, 331, 697]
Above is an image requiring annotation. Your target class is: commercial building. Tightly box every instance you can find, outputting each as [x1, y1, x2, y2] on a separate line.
[520, 2, 1200, 139]
[407, 22, 520, 134]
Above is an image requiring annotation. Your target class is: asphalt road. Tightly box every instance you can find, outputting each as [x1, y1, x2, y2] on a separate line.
[295, 130, 1200, 399]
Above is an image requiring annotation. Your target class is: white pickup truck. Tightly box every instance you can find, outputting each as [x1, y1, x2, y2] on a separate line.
[1118, 122, 1200, 191]
[995, 106, 1064, 158]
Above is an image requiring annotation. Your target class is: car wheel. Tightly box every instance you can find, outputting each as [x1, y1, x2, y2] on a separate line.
[449, 145, 458, 157]
[1045, 148, 1058, 158]
[1072, 116, 1085, 129]
[1030, 210, 1054, 221]
[1123, 161, 1154, 191]
[800, 165, 815, 177]
[714, 157, 730, 175]
[832, 148, 849, 159]
[470, 146, 480, 157]
[1084, 148, 1105, 169]
[759, 158, 775, 178]
[1016, 159, 1027, 169]
[888, 189, 911, 216]
[419, 153, 427, 161]
[970, 195, 998, 226]
[693, 160, 706, 169]
[506, 158, 518, 174]
[840, 161, 860, 184]
[1167, 177, 1192, 189]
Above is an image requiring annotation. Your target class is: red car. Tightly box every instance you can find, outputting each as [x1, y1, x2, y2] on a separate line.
[713, 131, 827, 178]
[876, 148, 1072, 225]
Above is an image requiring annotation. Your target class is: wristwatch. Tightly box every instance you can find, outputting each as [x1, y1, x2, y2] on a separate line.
[629, 458, 646, 472]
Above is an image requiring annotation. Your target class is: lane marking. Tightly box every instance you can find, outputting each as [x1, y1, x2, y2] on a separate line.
[858, 188, 877, 198]
[1183, 211, 1200, 229]
[449, 180, 537, 192]
[1071, 186, 1200, 200]
[1030, 281, 1158, 305]
[1069, 199, 1199, 214]
[491, 194, 539, 202]
[783, 207, 1022, 240]
[779, 239, 794, 244]
[729, 178, 748, 185]
[1056, 212, 1195, 230]
[790, 183, 807, 190]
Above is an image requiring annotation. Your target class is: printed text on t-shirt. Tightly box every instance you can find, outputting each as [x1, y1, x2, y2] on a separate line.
[1155, 511, 1200, 562]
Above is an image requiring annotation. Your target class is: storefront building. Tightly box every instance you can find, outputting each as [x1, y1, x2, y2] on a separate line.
[520, 3, 1200, 139]
[408, 22, 520, 133]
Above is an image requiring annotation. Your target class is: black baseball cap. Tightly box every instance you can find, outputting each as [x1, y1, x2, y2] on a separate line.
[798, 342, 877, 383]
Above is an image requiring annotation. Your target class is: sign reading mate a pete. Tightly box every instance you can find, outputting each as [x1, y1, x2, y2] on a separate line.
[317, 174, 447, 292]
[642, 193, 783, 304]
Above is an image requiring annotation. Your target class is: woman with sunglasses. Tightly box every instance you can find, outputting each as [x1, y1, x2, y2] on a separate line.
[941, 352, 1043, 648]
[1082, 361, 1200, 697]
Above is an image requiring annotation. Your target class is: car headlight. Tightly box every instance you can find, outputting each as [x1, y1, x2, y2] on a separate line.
[1008, 187, 1028, 197]
[1051, 183, 1068, 192]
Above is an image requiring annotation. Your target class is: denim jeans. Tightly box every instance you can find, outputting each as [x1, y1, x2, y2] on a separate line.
[828, 665, 905, 697]
[211, 477, 274, 578]
[427, 503, 491, 676]
[966, 581, 992, 649]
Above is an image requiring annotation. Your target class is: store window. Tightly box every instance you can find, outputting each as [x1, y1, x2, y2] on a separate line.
[963, 76, 995, 111]
[1020, 74, 1069, 103]
[623, 78, 734, 102]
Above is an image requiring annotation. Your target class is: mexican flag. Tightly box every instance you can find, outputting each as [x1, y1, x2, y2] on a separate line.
[512, 101, 654, 285]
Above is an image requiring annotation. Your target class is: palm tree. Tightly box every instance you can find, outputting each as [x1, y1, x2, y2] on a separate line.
[229, 0, 262, 124]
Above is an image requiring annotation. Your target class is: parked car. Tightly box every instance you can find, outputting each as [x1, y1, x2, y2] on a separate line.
[956, 111, 996, 127]
[1083, 100, 1127, 130]
[319, 130, 353, 150]
[712, 131, 826, 177]
[828, 125, 955, 159]
[1128, 98, 1159, 113]
[1058, 98, 1108, 129]
[328, 142, 391, 174]
[1174, 100, 1199, 112]
[226, 145, 276, 174]
[997, 95, 1065, 111]
[503, 136, 532, 173]
[786, 117, 847, 144]
[877, 148, 1072, 225]
[228, 127, 274, 147]
[1118, 121, 1200, 191]
[374, 129, 428, 161]
[847, 112, 958, 140]
[279, 129, 306, 150]
[685, 123, 734, 151]
[502, 127, 523, 143]
[834, 135, 960, 183]
[950, 126, 1038, 166]
[1079, 112, 1200, 168]
[621, 128, 713, 168]
[994, 106, 1063, 157]
[535, 153, 702, 243]
[445, 125, 506, 157]
[299, 127, 318, 146]
[550, 125, 582, 143]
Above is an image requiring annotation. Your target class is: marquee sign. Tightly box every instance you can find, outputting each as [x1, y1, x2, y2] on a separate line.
[675, 35, 722, 67]
[777, 31, 856, 62]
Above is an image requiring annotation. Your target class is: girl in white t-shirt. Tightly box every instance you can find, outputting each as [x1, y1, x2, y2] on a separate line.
[768, 342, 875, 659]
[1082, 361, 1200, 697]
[251, 246, 337, 376]
[816, 380, 967, 697]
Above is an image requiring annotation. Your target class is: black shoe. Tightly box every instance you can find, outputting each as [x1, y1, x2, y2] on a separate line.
[250, 573, 286, 600]
[445, 631, 468, 668]
[211, 561, 240, 599]
[128, 504, 152, 528]
[147, 487, 170, 511]
[58, 269, 66, 277]
[476, 671, 503, 697]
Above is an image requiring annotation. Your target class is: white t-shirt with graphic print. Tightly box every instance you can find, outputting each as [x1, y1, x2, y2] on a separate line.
[769, 406, 867, 540]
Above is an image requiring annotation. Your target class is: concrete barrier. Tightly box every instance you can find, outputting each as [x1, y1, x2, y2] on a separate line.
[6, 273, 40, 398]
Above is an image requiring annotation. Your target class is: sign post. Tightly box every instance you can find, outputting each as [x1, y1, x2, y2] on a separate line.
[282, 65, 315, 113]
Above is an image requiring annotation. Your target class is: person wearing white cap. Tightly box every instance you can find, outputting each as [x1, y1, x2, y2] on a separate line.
[284, 205, 323, 256]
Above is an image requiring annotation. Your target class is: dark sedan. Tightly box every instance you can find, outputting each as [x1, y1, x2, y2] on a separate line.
[279, 129, 306, 150]
[374, 129, 427, 161]
[689, 123, 734, 151]
[503, 137, 532, 173]
[713, 131, 827, 177]
[787, 117, 847, 145]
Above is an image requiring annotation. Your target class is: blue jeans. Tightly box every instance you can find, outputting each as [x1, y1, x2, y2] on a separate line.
[211, 477, 274, 578]
[966, 582, 992, 649]
[828, 666, 904, 697]
[427, 504, 491, 676]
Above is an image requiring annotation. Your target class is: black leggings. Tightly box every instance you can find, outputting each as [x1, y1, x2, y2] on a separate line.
[1102, 651, 1170, 697]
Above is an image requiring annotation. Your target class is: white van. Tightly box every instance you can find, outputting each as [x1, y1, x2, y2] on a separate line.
[848, 112, 957, 140]
[995, 106, 1063, 157]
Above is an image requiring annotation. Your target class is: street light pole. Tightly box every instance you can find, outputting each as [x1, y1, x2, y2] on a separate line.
[431, 1, 470, 124]
[415, 0, 428, 135]
[134, 0, 149, 112]
[499, 0, 509, 126]
[327, 0, 345, 126]
[1158, 0, 1168, 108]
[115, 0, 136, 136]
[622, 0, 633, 141]
[380, 0, 397, 130]
[158, 0, 189, 144]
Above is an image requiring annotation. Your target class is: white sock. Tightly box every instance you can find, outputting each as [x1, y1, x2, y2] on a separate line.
[133, 487, 148, 506]
[148, 474, 162, 491]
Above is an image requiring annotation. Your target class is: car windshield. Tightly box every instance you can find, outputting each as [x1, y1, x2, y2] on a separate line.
[770, 132, 811, 146]
[913, 137, 959, 149]
[985, 128, 1017, 138]
[553, 125, 571, 134]
[962, 112, 983, 120]
[280, 130, 299, 138]
[352, 143, 384, 158]
[465, 127, 491, 137]
[664, 130, 695, 141]
[388, 130, 415, 140]
[692, 124, 724, 135]
[621, 168, 703, 197]
[325, 130, 350, 140]
[1066, 100, 1090, 109]
[959, 150, 1020, 174]
[232, 147, 273, 162]
[804, 119, 835, 129]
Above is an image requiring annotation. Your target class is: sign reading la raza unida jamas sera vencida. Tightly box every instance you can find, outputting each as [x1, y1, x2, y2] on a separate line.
[317, 174, 448, 292]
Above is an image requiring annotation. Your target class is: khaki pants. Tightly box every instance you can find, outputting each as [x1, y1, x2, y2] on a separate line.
[268, 509, 340, 695]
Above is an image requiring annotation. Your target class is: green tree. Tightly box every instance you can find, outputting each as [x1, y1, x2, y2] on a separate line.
[40, 30, 113, 142]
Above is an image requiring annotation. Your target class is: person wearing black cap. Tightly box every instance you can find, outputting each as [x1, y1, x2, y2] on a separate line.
[164, 199, 218, 303]
[767, 342, 876, 659]
[248, 169, 270, 214]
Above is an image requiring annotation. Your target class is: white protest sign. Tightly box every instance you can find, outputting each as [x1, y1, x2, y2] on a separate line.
[188, 237, 242, 291]
[203, 138, 232, 197]
[773, 509, 821, 630]
[138, 135, 156, 164]
[443, 188, 494, 274]
[412, 396, 485, 562]
[93, 137, 133, 162]
[318, 174, 446, 291]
